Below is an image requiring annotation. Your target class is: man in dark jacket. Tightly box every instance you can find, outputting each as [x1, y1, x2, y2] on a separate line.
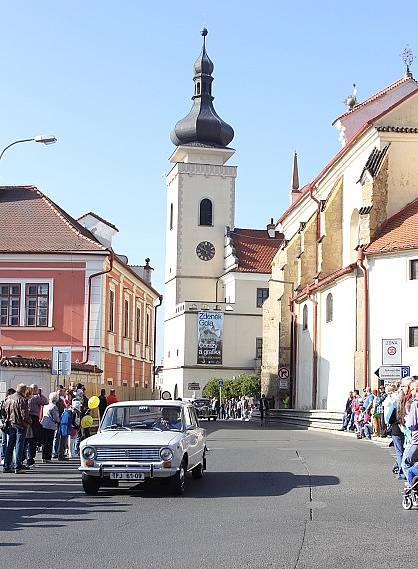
[98, 389, 108, 420]
[339, 391, 353, 431]
[26, 384, 48, 466]
[3, 384, 30, 474]
[259, 394, 269, 426]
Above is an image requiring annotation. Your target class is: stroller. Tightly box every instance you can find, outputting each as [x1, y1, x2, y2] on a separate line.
[402, 476, 418, 510]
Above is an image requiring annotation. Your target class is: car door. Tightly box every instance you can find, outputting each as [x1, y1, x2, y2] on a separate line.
[190, 406, 205, 462]
[184, 405, 200, 468]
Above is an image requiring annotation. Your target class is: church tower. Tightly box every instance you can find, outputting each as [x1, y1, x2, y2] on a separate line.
[163, 29, 237, 397]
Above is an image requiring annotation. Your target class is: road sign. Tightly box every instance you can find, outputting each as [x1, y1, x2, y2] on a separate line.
[218, 379, 224, 387]
[161, 390, 171, 400]
[278, 367, 290, 380]
[51, 347, 72, 376]
[402, 366, 411, 378]
[376, 366, 402, 381]
[382, 338, 402, 366]
[279, 378, 289, 390]
[188, 382, 200, 391]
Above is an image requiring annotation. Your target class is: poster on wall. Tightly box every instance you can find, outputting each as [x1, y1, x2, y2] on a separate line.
[197, 311, 224, 365]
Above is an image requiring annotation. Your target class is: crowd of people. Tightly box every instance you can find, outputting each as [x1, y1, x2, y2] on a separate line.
[340, 379, 418, 491]
[209, 394, 271, 424]
[0, 382, 118, 474]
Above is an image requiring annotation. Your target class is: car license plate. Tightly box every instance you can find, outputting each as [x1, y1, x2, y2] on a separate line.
[110, 472, 145, 480]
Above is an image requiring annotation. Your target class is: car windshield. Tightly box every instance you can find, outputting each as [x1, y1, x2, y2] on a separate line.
[101, 405, 184, 432]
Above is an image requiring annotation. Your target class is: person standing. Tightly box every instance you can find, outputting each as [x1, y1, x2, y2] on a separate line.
[40, 393, 60, 462]
[375, 385, 387, 437]
[26, 384, 48, 466]
[403, 381, 418, 482]
[0, 388, 16, 466]
[259, 394, 269, 426]
[339, 391, 353, 431]
[107, 389, 118, 405]
[52, 385, 65, 459]
[3, 384, 30, 474]
[98, 389, 108, 420]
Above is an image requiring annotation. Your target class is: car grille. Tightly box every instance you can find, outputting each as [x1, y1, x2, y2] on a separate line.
[95, 447, 161, 462]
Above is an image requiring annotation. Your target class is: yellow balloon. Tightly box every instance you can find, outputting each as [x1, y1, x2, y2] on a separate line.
[81, 415, 93, 429]
[88, 396, 100, 410]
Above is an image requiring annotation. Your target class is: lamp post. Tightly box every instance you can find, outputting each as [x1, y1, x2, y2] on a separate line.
[0, 135, 57, 161]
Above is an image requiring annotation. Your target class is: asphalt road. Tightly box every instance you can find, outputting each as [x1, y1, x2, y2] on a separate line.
[0, 421, 414, 569]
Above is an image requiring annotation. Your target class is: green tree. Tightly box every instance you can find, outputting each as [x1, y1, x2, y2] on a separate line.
[237, 373, 261, 398]
[202, 374, 261, 400]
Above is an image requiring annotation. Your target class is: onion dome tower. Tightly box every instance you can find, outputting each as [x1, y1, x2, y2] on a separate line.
[171, 28, 234, 148]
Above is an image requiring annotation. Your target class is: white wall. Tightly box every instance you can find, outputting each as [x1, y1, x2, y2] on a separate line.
[368, 251, 418, 380]
[295, 300, 313, 409]
[317, 277, 356, 410]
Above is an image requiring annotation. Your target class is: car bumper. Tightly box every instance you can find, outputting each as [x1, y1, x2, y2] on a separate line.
[78, 463, 178, 478]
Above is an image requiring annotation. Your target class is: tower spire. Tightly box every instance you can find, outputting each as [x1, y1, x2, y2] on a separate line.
[290, 151, 301, 204]
[171, 29, 234, 148]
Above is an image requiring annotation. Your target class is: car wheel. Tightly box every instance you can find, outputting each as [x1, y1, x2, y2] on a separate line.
[170, 460, 186, 495]
[82, 473, 101, 495]
[192, 461, 204, 479]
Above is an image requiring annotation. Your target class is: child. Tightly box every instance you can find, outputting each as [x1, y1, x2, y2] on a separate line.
[355, 405, 365, 438]
[362, 410, 373, 439]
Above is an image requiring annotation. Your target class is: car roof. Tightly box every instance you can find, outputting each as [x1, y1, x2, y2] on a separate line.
[107, 400, 191, 408]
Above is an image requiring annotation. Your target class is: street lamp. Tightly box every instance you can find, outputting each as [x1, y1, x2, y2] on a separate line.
[0, 135, 57, 161]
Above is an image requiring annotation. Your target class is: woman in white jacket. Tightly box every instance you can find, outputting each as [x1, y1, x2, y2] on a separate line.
[40, 393, 60, 463]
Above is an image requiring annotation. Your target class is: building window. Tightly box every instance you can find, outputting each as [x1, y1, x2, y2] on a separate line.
[135, 305, 141, 342]
[302, 305, 308, 330]
[326, 293, 333, 323]
[0, 284, 20, 326]
[25, 284, 49, 327]
[146, 313, 150, 346]
[124, 298, 129, 337]
[256, 337, 263, 359]
[199, 199, 213, 226]
[170, 203, 174, 230]
[409, 326, 418, 347]
[256, 288, 269, 308]
[108, 289, 114, 332]
[410, 260, 418, 280]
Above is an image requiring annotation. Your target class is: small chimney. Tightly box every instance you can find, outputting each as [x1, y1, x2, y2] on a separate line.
[129, 258, 154, 285]
[267, 218, 276, 238]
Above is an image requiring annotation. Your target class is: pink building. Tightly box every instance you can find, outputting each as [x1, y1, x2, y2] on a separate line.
[0, 186, 161, 393]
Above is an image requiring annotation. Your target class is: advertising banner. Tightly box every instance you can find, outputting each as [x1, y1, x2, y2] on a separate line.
[197, 311, 224, 365]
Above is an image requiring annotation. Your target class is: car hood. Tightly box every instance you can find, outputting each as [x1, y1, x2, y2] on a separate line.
[82, 430, 183, 447]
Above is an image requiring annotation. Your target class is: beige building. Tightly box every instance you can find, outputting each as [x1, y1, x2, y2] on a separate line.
[162, 30, 282, 398]
[262, 67, 418, 410]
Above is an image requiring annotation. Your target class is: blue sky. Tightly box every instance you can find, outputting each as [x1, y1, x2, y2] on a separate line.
[1, 1, 416, 360]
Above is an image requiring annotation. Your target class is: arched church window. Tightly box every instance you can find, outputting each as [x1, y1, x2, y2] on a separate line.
[197, 82, 201, 95]
[326, 293, 333, 323]
[302, 304, 308, 330]
[199, 198, 213, 226]
[170, 203, 173, 230]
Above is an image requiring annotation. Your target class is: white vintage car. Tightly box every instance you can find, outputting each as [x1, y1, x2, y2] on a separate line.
[79, 400, 206, 495]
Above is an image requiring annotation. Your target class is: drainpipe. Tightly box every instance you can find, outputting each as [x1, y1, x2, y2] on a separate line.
[288, 296, 297, 408]
[81, 250, 114, 365]
[357, 247, 369, 389]
[152, 295, 163, 391]
[306, 287, 318, 409]
[308, 185, 321, 275]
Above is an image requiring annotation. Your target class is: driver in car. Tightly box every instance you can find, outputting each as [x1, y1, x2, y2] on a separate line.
[154, 407, 182, 430]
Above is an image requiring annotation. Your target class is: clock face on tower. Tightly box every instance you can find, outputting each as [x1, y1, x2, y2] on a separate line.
[196, 241, 215, 261]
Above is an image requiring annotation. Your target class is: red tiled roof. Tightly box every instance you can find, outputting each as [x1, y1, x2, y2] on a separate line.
[332, 76, 418, 124]
[0, 356, 103, 374]
[366, 198, 418, 254]
[229, 228, 283, 273]
[0, 186, 107, 253]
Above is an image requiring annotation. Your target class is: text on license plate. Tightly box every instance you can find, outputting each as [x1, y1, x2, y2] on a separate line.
[110, 472, 145, 480]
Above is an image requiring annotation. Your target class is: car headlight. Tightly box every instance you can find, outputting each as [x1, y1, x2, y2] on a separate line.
[82, 446, 96, 459]
[160, 447, 173, 461]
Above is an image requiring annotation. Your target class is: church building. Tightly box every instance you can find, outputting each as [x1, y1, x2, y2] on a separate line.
[262, 57, 418, 410]
[162, 30, 283, 399]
